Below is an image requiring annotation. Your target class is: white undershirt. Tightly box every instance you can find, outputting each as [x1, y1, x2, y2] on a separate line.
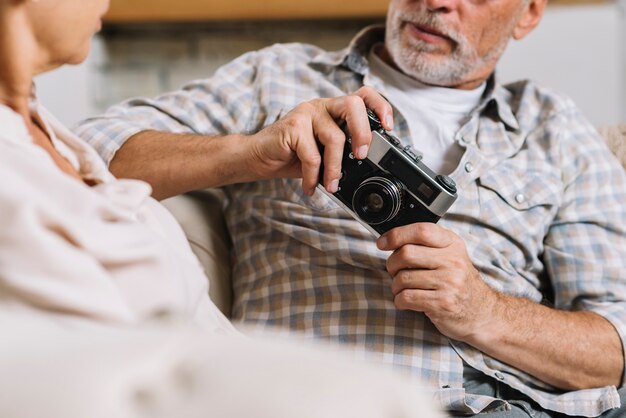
[367, 46, 485, 175]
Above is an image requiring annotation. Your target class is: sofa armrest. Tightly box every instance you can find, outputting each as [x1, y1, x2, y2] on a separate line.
[161, 190, 232, 317]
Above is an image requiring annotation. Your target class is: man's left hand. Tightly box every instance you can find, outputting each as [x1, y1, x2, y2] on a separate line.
[377, 223, 499, 343]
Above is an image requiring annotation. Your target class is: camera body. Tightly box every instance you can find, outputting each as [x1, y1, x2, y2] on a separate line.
[318, 109, 458, 237]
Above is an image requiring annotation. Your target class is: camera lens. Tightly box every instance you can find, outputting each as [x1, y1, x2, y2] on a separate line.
[365, 193, 385, 213]
[352, 176, 403, 225]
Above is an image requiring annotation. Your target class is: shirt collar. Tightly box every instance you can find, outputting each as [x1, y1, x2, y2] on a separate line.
[311, 24, 385, 75]
[310, 25, 520, 132]
[477, 75, 520, 132]
[0, 84, 40, 145]
[1, 87, 113, 184]
[0, 104, 30, 145]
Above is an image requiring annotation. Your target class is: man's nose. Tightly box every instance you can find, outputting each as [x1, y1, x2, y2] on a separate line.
[422, 0, 458, 13]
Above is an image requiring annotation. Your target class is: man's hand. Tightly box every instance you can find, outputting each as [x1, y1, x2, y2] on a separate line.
[247, 87, 393, 196]
[377, 223, 498, 343]
[107, 87, 391, 200]
[377, 223, 624, 389]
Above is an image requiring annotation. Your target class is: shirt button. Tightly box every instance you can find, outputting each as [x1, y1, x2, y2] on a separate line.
[515, 193, 525, 204]
[464, 162, 474, 173]
[495, 372, 505, 380]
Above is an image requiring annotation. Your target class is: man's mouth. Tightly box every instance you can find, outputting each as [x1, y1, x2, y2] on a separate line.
[405, 21, 453, 45]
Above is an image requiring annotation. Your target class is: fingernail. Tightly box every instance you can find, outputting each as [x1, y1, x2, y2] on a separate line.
[357, 145, 369, 159]
[328, 179, 339, 193]
[377, 235, 388, 249]
[385, 114, 394, 130]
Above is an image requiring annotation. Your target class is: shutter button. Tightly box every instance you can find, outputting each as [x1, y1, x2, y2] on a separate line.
[436, 175, 457, 194]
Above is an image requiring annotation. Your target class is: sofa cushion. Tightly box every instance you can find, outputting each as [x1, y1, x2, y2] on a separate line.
[161, 190, 232, 316]
[599, 124, 626, 169]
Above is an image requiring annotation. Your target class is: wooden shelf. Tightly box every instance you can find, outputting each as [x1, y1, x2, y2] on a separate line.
[104, 0, 388, 23]
[104, 0, 611, 23]
[549, 0, 609, 4]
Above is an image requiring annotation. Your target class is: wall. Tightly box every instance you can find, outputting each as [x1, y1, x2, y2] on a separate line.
[497, 2, 625, 127]
[35, 2, 625, 128]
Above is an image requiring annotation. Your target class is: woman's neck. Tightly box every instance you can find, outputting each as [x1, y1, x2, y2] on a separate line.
[0, 83, 31, 121]
[0, 5, 38, 120]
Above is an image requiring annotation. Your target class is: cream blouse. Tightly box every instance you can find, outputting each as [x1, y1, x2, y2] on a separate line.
[0, 98, 236, 334]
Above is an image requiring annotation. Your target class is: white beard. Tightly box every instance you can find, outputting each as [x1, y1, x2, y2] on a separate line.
[385, 8, 512, 87]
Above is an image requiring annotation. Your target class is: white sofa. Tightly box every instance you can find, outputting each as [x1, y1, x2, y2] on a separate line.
[1, 311, 443, 418]
[162, 125, 626, 317]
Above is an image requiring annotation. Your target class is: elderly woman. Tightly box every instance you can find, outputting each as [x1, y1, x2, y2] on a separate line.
[0, 0, 238, 330]
[0, 0, 391, 327]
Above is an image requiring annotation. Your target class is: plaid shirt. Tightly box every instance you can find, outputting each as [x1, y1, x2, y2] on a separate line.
[76, 26, 626, 416]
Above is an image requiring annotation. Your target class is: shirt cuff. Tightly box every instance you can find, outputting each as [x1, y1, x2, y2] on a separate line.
[585, 301, 626, 388]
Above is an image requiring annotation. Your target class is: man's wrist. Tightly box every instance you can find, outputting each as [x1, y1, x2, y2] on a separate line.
[463, 283, 507, 349]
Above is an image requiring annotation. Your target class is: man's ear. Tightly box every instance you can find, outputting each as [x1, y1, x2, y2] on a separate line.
[512, 0, 547, 40]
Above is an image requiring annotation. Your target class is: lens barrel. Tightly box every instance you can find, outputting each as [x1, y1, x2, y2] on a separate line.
[352, 176, 403, 225]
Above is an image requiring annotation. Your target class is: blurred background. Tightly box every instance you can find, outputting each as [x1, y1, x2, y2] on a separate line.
[35, 0, 625, 128]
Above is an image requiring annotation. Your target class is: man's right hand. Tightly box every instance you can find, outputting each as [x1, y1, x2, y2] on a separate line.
[246, 87, 393, 196]
[106, 87, 392, 201]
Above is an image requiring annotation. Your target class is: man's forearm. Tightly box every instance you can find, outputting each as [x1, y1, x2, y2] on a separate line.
[469, 293, 624, 390]
[105, 90, 395, 200]
[109, 130, 256, 200]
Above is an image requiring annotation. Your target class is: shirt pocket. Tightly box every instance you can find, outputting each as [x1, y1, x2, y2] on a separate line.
[476, 169, 562, 267]
[478, 170, 561, 210]
[277, 178, 339, 212]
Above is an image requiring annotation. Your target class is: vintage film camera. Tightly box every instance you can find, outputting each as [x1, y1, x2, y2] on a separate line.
[318, 109, 458, 237]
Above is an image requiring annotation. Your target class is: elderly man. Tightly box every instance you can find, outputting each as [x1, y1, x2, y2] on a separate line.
[76, 0, 626, 416]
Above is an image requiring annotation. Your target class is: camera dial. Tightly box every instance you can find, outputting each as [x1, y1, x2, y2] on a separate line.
[352, 175, 404, 225]
[366, 108, 383, 131]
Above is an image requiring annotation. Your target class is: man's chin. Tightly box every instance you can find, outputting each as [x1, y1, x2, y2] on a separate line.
[394, 53, 441, 77]
[385, 39, 467, 87]
[395, 58, 465, 88]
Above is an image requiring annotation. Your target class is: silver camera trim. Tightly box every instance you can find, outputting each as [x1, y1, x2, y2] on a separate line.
[367, 131, 457, 218]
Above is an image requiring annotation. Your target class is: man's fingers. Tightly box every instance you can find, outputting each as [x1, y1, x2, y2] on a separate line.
[324, 95, 372, 160]
[385, 244, 444, 276]
[391, 269, 441, 296]
[393, 288, 436, 312]
[354, 86, 394, 131]
[312, 110, 348, 193]
[325, 88, 395, 161]
[291, 127, 323, 196]
[291, 90, 391, 194]
[297, 144, 322, 196]
[378, 223, 455, 251]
